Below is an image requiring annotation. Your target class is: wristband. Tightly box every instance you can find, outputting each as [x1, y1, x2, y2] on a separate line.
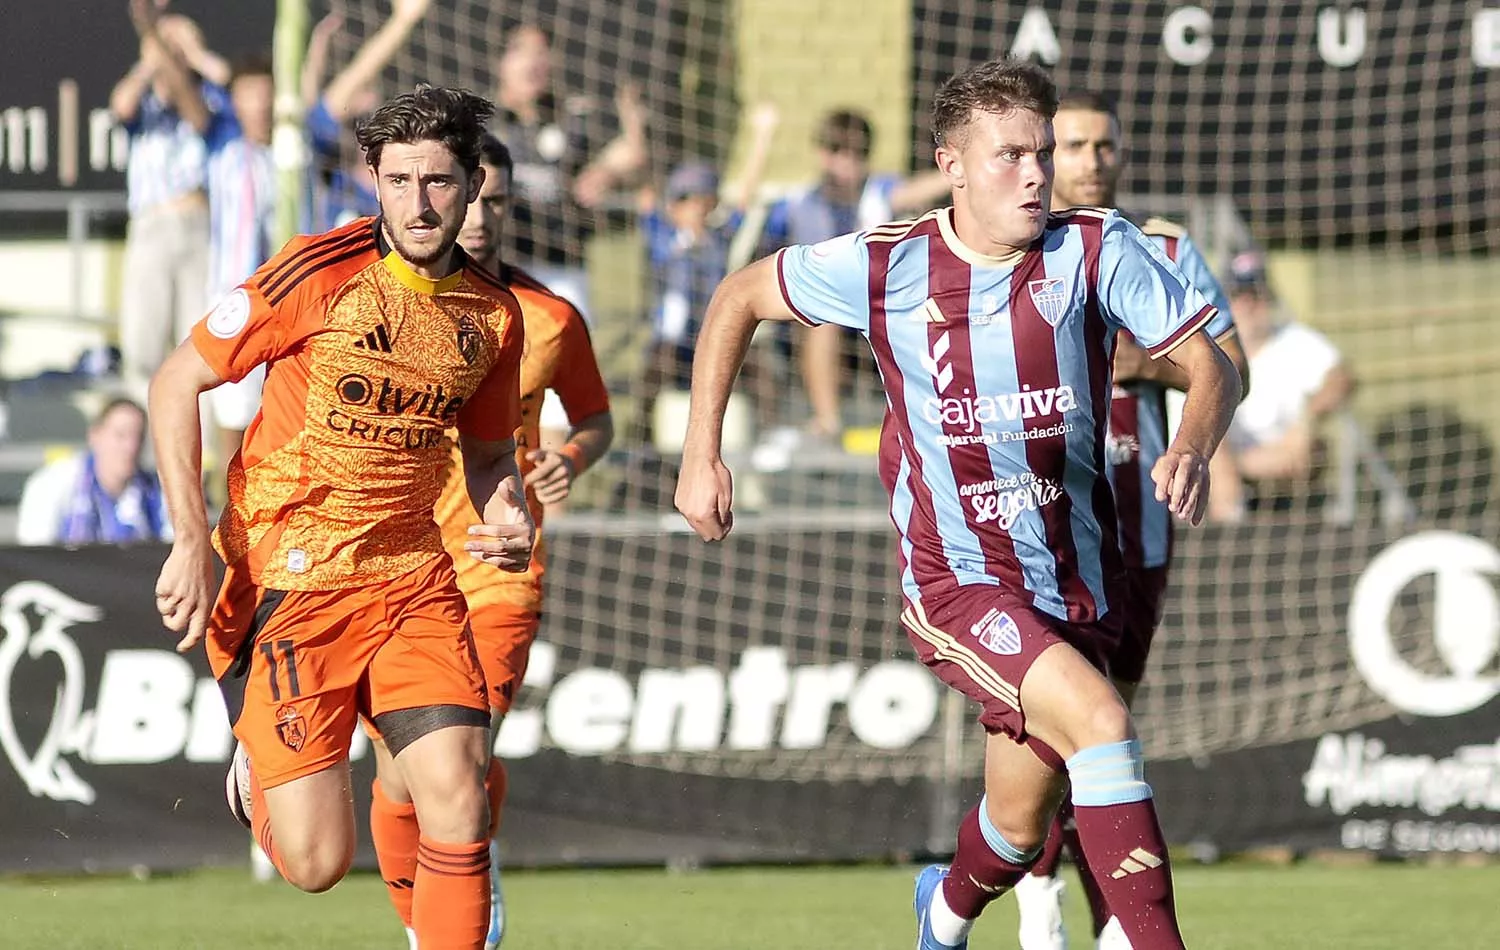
[558, 442, 587, 476]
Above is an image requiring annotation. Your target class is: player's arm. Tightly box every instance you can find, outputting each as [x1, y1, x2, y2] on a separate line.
[148, 341, 226, 652]
[527, 312, 616, 504]
[1116, 234, 1250, 399]
[458, 434, 534, 572]
[677, 234, 871, 540]
[527, 411, 613, 506]
[456, 302, 533, 570]
[1157, 330, 1241, 522]
[1099, 213, 1241, 524]
[1115, 329, 1248, 399]
[321, 0, 431, 121]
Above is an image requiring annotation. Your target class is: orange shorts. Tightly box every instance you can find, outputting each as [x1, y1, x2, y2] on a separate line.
[207, 555, 489, 788]
[467, 599, 541, 715]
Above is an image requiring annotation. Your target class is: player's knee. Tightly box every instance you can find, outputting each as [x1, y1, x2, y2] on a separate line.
[985, 808, 1048, 855]
[1076, 695, 1134, 749]
[280, 840, 355, 893]
[412, 768, 490, 840]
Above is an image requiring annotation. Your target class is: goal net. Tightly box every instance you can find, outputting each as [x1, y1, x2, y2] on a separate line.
[319, 0, 1499, 852]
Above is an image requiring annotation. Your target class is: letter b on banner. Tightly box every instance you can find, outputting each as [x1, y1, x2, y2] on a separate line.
[88, 651, 197, 763]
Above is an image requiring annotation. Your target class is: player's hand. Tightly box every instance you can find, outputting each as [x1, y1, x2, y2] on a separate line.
[466, 476, 535, 572]
[675, 454, 735, 541]
[1151, 450, 1211, 526]
[154, 536, 216, 653]
[524, 448, 576, 505]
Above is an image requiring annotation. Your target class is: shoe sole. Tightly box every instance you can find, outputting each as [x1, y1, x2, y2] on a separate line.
[225, 746, 252, 830]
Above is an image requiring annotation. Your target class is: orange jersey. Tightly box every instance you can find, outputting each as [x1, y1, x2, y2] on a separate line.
[192, 218, 525, 591]
[433, 266, 611, 613]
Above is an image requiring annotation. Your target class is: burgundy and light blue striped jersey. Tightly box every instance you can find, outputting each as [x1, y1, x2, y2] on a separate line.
[776, 207, 1216, 623]
[1106, 218, 1235, 570]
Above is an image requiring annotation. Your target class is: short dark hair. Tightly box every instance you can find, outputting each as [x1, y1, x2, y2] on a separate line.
[356, 84, 496, 173]
[816, 109, 874, 155]
[931, 59, 1059, 148]
[229, 51, 274, 84]
[478, 133, 514, 185]
[1056, 90, 1119, 123]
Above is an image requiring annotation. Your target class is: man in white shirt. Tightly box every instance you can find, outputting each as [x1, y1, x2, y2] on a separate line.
[1209, 251, 1355, 520]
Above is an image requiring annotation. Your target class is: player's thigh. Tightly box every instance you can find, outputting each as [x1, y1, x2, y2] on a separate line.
[902, 587, 1126, 760]
[394, 721, 492, 840]
[469, 601, 542, 716]
[206, 564, 376, 790]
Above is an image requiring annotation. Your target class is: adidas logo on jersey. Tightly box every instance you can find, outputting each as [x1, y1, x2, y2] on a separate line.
[353, 323, 393, 353]
[1108, 847, 1164, 879]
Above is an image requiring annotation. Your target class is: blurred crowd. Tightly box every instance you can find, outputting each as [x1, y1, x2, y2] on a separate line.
[17, 0, 1363, 543]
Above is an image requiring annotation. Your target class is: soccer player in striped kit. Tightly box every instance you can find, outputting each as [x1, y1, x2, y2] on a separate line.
[1012, 91, 1248, 950]
[676, 60, 1241, 950]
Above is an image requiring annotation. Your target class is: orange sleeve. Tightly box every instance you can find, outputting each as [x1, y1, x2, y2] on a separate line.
[191, 237, 329, 383]
[457, 301, 524, 441]
[551, 307, 612, 424]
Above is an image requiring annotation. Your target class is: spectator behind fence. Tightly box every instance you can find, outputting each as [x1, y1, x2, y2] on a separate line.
[489, 22, 648, 313]
[630, 105, 780, 448]
[301, 0, 432, 229]
[17, 398, 171, 546]
[203, 51, 276, 467]
[1209, 251, 1356, 520]
[109, 0, 228, 398]
[758, 108, 950, 446]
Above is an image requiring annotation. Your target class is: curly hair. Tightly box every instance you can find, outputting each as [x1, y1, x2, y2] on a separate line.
[356, 84, 496, 173]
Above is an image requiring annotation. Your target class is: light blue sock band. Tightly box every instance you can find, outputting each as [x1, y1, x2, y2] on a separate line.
[977, 795, 1042, 865]
[1067, 738, 1153, 807]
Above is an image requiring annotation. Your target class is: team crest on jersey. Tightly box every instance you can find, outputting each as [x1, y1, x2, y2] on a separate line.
[971, 608, 1023, 656]
[274, 704, 306, 752]
[456, 315, 482, 365]
[1027, 278, 1070, 327]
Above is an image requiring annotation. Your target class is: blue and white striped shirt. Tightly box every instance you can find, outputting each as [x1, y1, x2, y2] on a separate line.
[206, 112, 276, 297]
[122, 83, 227, 215]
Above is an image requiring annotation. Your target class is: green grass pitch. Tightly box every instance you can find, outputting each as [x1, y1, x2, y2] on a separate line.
[1, 861, 1495, 948]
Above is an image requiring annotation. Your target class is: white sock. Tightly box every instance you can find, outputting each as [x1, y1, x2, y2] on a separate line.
[405, 926, 418, 950]
[927, 880, 976, 947]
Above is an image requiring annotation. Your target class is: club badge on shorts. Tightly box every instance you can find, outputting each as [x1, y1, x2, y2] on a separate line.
[275, 704, 307, 752]
[972, 608, 1023, 656]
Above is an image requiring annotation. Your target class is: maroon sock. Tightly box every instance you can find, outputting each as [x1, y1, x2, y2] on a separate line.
[1060, 806, 1112, 936]
[940, 804, 1036, 920]
[1071, 798, 1185, 950]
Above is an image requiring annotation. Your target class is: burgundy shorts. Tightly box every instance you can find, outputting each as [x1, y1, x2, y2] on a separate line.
[900, 585, 1122, 744]
[1108, 565, 1171, 684]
